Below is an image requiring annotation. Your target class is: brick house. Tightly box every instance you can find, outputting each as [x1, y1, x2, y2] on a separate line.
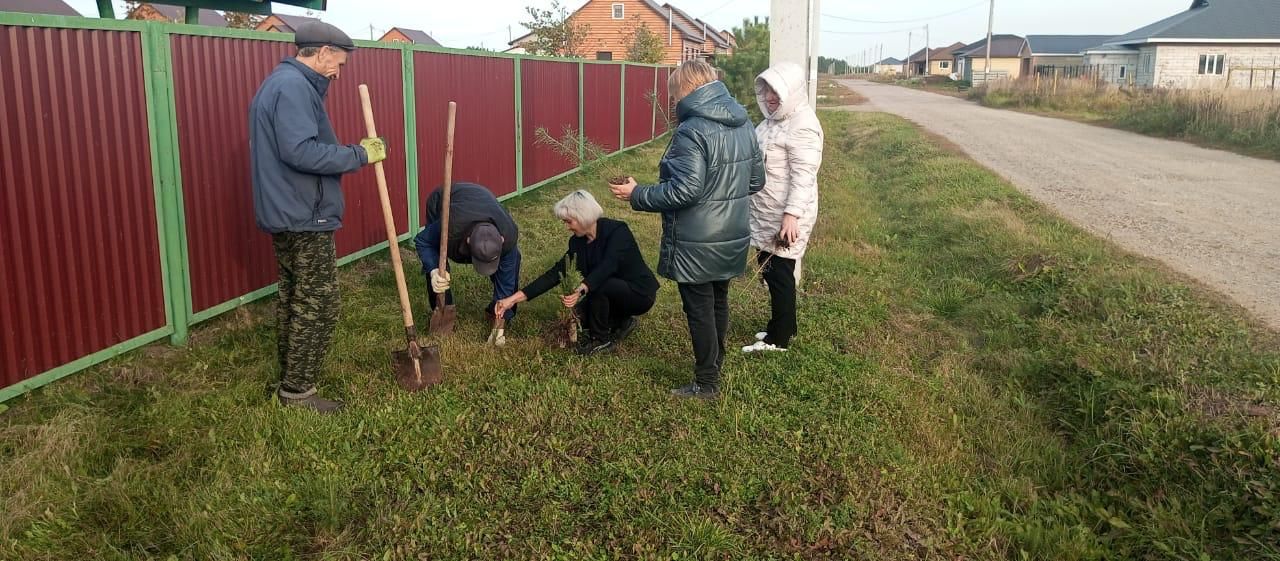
[1083, 0, 1280, 89]
[255, 13, 322, 33]
[508, 0, 731, 64]
[126, 3, 227, 26]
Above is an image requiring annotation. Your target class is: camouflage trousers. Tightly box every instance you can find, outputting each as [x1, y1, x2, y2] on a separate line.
[272, 231, 339, 399]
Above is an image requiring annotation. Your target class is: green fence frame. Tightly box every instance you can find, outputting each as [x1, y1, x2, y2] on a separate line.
[0, 11, 672, 402]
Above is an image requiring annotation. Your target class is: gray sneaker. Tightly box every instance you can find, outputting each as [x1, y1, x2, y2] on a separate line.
[279, 393, 345, 414]
[670, 383, 719, 400]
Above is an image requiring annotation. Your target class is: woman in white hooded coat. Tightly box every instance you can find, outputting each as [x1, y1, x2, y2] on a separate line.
[743, 62, 824, 353]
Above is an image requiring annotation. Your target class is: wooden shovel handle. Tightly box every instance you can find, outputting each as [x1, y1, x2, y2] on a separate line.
[358, 84, 416, 332]
[434, 102, 457, 310]
[438, 102, 457, 276]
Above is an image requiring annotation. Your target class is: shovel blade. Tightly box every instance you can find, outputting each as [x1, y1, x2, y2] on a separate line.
[429, 305, 457, 335]
[392, 343, 442, 392]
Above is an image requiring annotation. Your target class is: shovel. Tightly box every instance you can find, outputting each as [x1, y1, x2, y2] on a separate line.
[428, 102, 459, 335]
[358, 84, 441, 391]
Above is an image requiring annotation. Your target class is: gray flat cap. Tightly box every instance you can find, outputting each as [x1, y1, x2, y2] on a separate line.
[294, 21, 356, 52]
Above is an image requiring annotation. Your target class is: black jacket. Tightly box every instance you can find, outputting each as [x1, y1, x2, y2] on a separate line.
[249, 58, 368, 233]
[631, 81, 765, 284]
[522, 218, 659, 301]
[422, 182, 519, 263]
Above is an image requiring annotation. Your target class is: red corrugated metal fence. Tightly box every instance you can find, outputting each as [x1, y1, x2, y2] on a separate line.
[0, 25, 165, 386]
[583, 64, 622, 154]
[624, 65, 657, 148]
[415, 52, 517, 219]
[520, 59, 580, 187]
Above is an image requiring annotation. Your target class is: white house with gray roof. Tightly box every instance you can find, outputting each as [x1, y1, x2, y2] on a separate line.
[1084, 0, 1280, 89]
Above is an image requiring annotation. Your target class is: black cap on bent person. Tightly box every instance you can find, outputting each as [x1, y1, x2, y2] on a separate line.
[468, 223, 503, 276]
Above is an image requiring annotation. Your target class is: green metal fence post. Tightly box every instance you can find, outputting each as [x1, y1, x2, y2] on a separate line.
[514, 56, 524, 194]
[402, 46, 420, 238]
[651, 66, 658, 139]
[143, 27, 191, 346]
[619, 63, 627, 150]
[578, 61, 585, 164]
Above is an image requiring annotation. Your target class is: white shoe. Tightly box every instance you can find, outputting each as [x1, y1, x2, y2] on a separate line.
[742, 341, 786, 353]
[755, 332, 769, 341]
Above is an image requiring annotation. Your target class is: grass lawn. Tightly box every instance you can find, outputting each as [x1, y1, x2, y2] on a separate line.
[2, 111, 1278, 560]
[817, 77, 867, 107]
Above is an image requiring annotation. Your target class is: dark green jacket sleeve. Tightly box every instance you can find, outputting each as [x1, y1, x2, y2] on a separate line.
[749, 137, 765, 194]
[630, 128, 708, 213]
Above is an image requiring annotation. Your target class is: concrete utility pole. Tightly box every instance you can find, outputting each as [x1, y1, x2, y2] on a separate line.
[770, 0, 821, 105]
[984, 0, 995, 75]
[925, 25, 930, 76]
[907, 31, 913, 75]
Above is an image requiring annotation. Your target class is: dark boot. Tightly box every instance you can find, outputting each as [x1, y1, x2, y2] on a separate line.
[611, 316, 639, 342]
[575, 335, 615, 356]
[670, 382, 719, 400]
[279, 393, 345, 414]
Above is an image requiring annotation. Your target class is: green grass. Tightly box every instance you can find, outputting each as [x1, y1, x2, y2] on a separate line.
[3, 112, 1279, 560]
[972, 81, 1280, 160]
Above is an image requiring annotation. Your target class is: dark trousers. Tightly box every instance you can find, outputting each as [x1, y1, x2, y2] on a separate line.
[272, 231, 338, 398]
[758, 251, 797, 348]
[576, 278, 655, 340]
[678, 280, 731, 388]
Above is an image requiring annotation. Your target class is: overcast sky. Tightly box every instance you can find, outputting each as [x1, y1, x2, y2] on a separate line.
[65, 0, 1192, 57]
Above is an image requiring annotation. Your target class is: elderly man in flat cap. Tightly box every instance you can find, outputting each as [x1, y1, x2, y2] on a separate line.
[249, 21, 386, 413]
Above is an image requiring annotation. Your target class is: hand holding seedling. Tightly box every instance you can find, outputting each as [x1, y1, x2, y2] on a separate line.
[778, 214, 800, 248]
[610, 177, 638, 201]
[562, 285, 587, 308]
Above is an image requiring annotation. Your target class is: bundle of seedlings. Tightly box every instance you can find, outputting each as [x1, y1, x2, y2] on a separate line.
[543, 253, 584, 349]
[534, 126, 631, 186]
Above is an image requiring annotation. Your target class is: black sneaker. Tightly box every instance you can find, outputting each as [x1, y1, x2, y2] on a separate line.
[611, 316, 639, 342]
[576, 336, 615, 356]
[670, 383, 719, 400]
[279, 393, 345, 414]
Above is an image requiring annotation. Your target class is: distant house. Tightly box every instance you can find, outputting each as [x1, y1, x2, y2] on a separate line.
[664, 3, 734, 56]
[127, 3, 227, 27]
[906, 43, 965, 76]
[506, 0, 722, 64]
[719, 30, 737, 49]
[955, 34, 1026, 82]
[873, 57, 904, 75]
[255, 13, 323, 33]
[0, 0, 79, 16]
[379, 27, 441, 47]
[1083, 0, 1280, 89]
[1021, 35, 1114, 77]
[504, 31, 534, 54]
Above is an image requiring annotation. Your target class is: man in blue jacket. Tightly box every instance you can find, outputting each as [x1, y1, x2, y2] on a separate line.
[249, 22, 386, 413]
[414, 182, 521, 346]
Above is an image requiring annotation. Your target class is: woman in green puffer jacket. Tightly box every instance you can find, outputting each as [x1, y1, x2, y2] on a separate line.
[611, 60, 765, 400]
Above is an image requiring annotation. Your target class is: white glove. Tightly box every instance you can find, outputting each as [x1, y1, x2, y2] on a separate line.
[430, 269, 451, 294]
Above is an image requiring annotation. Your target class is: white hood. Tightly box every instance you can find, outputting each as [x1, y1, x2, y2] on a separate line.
[755, 62, 809, 121]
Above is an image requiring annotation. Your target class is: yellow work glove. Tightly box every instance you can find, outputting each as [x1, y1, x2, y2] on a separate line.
[360, 137, 387, 165]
